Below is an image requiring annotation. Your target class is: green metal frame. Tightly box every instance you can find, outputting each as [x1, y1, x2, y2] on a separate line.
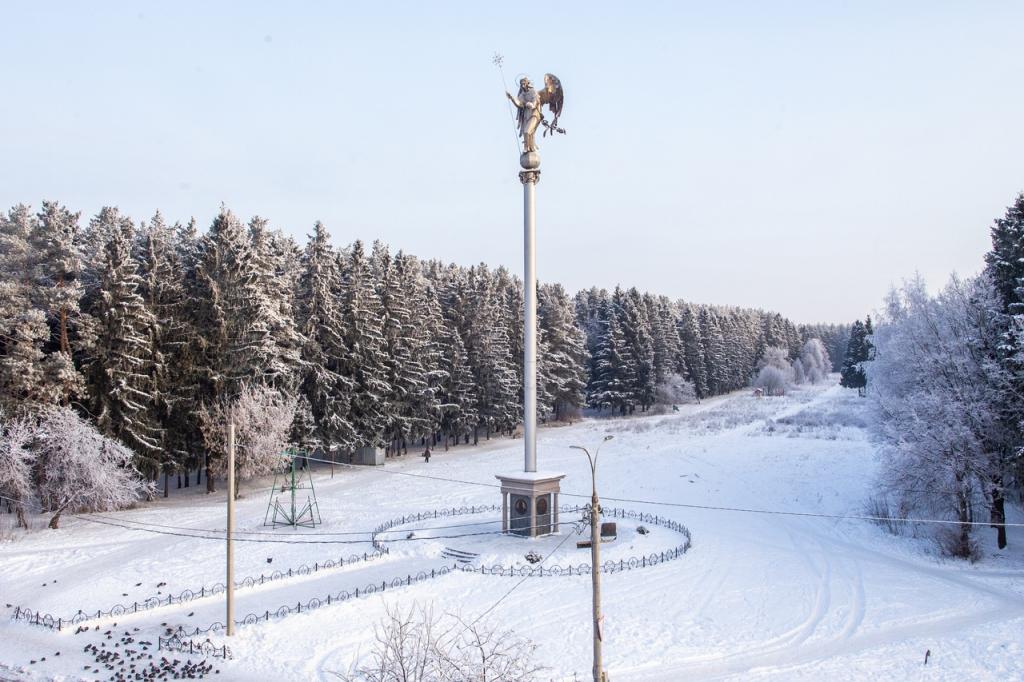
[263, 448, 322, 528]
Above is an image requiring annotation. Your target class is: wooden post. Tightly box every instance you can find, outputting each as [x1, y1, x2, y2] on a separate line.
[226, 421, 235, 637]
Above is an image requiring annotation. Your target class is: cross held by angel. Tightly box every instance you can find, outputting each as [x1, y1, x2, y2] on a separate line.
[506, 73, 564, 154]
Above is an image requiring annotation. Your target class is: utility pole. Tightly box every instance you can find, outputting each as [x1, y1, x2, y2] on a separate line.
[572, 435, 613, 682]
[226, 421, 235, 637]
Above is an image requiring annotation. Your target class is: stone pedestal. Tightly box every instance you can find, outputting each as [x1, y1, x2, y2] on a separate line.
[496, 472, 565, 537]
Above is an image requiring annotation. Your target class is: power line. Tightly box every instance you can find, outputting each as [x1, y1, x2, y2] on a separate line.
[290, 455, 1024, 529]
[463, 520, 582, 634]
[6, 456, 1022, 534]
[83, 511, 512, 537]
[74, 513, 583, 545]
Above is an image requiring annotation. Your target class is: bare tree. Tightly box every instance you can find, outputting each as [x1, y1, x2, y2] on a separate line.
[34, 406, 153, 528]
[200, 384, 297, 496]
[0, 409, 35, 528]
[330, 603, 545, 682]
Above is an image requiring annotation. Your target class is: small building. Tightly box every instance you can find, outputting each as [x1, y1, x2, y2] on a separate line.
[353, 446, 385, 466]
[495, 471, 565, 537]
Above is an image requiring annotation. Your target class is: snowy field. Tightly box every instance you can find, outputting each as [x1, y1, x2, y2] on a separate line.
[2, 382, 1023, 681]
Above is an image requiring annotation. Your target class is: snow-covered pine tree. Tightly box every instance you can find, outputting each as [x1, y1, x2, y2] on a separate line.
[576, 287, 609, 398]
[165, 218, 208, 487]
[296, 222, 355, 451]
[194, 208, 248, 403]
[616, 287, 656, 411]
[27, 202, 89, 404]
[699, 307, 729, 396]
[981, 192, 1024, 547]
[339, 240, 391, 448]
[434, 265, 479, 447]
[0, 206, 70, 413]
[720, 312, 747, 392]
[135, 211, 189, 494]
[461, 265, 519, 440]
[496, 267, 535, 428]
[193, 207, 268, 490]
[243, 217, 304, 393]
[588, 298, 636, 414]
[984, 193, 1024, 314]
[840, 319, 871, 395]
[85, 208, 162, 473]
[395, 252, 444, 446]
[373, 242, 435, 453]
[676, 303, 708, 400]
[648, 295, 683, 386]
[538, 283, 588, 421]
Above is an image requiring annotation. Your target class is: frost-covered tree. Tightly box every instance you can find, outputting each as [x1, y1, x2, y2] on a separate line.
[0, 410, 35, 528]
[200, 384, 297, 497]
[797, 338, 831, 384]
[34, 406, 152, 528]
[867, 275, 1010, 556]
[753, 345, 794, 396]
[654, 372, 696, 408]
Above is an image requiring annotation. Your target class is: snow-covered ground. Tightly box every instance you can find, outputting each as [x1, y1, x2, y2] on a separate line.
[2, 383, 1023, 680]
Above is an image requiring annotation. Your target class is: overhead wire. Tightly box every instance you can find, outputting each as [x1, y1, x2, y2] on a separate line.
[283, 454, 1024, 529]
[462, 519, 583, 634]
[73, 513, 584, 545]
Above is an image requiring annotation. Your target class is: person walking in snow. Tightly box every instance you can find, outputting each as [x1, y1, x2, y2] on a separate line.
[422, 446, 431, 463]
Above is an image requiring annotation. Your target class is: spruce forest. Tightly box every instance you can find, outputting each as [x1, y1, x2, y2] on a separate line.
[0, 201, 849, 498]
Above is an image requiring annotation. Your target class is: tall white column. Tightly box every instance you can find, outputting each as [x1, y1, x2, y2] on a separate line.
[521, 165, 539, 473]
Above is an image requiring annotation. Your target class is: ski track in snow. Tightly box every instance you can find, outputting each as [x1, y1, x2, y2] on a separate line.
[2, 383, 1023, 680]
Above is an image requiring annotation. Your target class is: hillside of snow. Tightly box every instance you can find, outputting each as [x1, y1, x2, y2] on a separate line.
[2, 382, 1022, 680]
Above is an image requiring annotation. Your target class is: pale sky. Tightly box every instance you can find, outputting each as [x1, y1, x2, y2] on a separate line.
[2, 2, 1022, 323]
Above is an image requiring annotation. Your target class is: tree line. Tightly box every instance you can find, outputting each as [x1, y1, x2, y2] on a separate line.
[848, 193, 1024, 557]
[0, 201, 846, 507]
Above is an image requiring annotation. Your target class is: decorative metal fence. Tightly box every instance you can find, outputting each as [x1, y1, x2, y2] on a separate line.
[371, 504, 502, 552]
[158, 631, 232, 659]
[170, 565, 459, 637]
[11, 506, 691, 635]
[458, 507, 692, 577]
[9, 549, 386, 631]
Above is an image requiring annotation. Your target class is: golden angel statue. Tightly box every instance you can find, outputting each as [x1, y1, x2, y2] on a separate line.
[506, 73, 565, 154]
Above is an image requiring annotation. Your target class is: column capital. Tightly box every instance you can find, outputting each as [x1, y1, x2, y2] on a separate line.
[519, 169, 541, 185]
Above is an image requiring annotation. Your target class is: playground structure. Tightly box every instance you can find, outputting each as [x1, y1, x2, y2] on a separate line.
[264, 449, 322, 529]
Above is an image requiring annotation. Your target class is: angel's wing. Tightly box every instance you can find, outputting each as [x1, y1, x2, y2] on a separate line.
[543, 73, 564, 124]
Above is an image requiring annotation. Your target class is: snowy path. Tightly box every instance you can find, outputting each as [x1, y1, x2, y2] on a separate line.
[2, 383, 1023, 680]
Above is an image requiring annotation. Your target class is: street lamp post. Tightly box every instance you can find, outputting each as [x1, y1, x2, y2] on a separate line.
[571, 434, 614, 682]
